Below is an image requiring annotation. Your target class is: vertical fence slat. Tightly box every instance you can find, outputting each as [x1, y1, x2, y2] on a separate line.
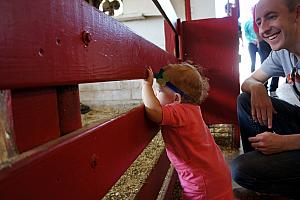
[57, 85, 82, 136]
[11, 88, 60, 152]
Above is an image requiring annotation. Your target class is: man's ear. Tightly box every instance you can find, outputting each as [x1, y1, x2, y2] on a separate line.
[174, 93, 182, 103]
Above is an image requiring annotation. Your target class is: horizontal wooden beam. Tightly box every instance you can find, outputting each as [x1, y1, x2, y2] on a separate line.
[135, 150, 170, 200]
[0, 105, 160, 199]
[0, 0, 177, 90]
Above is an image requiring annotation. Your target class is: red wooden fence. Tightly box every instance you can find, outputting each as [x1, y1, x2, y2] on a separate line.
[0, 0, 177, 199]
[0, 0, 240, 199]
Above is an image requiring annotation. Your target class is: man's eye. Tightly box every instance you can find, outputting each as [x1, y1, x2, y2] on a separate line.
[256, 20, 261, 26]
[268, 15, 277, 20]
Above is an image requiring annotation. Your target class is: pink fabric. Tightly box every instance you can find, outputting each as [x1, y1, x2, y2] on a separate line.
[161, 103, 233, 200]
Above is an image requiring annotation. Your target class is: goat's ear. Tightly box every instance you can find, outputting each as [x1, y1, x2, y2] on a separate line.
[174, 93, 182, 103]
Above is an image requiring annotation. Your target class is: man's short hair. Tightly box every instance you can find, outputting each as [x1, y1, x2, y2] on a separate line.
[284, 0, 300, 11]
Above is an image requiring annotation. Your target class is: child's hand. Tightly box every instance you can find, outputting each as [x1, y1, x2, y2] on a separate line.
[144, 67, 154, 86]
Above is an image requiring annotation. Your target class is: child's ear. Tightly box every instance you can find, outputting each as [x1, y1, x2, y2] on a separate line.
[174, 93, 182, 103]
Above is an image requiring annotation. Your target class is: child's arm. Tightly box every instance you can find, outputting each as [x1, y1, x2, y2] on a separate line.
[142, 67, 162, 123]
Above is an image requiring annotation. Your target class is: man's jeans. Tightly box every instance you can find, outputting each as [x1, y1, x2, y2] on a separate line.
[232, 93, 300, 198]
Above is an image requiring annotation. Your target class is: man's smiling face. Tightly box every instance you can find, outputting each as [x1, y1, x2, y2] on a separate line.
[255, 0, 298, 51]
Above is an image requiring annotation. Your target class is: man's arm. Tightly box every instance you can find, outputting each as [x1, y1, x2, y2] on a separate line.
[142, 67, 162, 123]
[241, 68, 274, 128]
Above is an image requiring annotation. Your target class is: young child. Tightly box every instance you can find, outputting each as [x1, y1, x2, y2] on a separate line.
[142, 63, 233, 200]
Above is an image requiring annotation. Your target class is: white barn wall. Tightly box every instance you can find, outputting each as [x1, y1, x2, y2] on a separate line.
[191, 0, 215, 19]
[124, 16, 165, 49]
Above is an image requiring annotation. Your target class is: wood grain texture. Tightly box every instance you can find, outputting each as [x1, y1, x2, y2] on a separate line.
[0, 0, 176, 90]
[0, 106, 160, 199]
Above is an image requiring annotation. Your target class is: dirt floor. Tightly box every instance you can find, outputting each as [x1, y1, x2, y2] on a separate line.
[81, 107, 239, 200]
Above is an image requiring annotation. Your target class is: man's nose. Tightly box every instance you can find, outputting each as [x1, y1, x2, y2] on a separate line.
[259, 20, 270, 37]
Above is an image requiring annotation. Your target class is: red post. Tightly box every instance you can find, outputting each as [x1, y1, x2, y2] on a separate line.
[57, 85, 82, 136]
[185, 0, 191, 21]
[11, 88, 60, 152]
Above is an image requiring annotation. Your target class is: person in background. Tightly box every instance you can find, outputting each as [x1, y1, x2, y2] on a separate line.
[244, 18, 258, 73]
[231, 0, 300, 198]
[225, 2, 243, 47]
[253, 4, 280, 98]
[142, 63, 233, 200]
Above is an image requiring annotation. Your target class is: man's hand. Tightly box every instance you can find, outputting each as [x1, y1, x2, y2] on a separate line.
[241, 69, 276, 128]
[250, 83, 275, 128]
[249, 132, 285, 154]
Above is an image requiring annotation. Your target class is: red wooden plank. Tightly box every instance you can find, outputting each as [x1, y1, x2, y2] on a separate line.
[135, 150, 170, 200]
[57, 85, 82, 136]
[0, 105, 159, 200]
[11, 88, 60, 152]
[0, 0, 177, 90]
[182, 17, 240, 124]
[164, 21, 176, 56]
[185, 0, 192, 21]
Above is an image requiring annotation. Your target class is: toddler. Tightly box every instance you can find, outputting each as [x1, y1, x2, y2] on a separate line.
[142, 63, 233, 200]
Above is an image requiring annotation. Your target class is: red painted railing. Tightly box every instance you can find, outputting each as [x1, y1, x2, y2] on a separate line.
[0, 0, 177, 199]
[0, 0, 240, 199]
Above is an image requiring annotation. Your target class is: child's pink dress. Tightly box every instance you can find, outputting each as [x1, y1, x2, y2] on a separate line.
[161, 103, 233, 200]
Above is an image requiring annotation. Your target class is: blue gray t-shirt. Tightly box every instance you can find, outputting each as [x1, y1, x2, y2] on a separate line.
[260, 49, 300, 100]
[260, 49, 298, 77]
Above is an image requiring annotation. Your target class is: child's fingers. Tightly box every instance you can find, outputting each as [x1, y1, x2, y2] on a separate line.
[144, 67, 150, 80]
[148, 67, 153, 78]
[145, 67, 153, 79]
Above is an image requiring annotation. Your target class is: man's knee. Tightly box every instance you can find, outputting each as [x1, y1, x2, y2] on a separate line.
[231, 154, 258, 190]
[231, 155, 247, 184]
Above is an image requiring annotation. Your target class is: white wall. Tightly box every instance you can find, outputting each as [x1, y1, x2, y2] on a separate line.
[122, 0, 160, 16]
[123, 16, 165, 50]
[171, 0, 186, 20]
[191, 0, 215, 19]
[79, 80, 142, 109]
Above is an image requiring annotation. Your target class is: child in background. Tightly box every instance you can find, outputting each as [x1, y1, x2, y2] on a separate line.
[142, 63, 233, 200]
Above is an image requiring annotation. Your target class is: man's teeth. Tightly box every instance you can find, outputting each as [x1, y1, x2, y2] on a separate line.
[268, 35, 277, 40]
